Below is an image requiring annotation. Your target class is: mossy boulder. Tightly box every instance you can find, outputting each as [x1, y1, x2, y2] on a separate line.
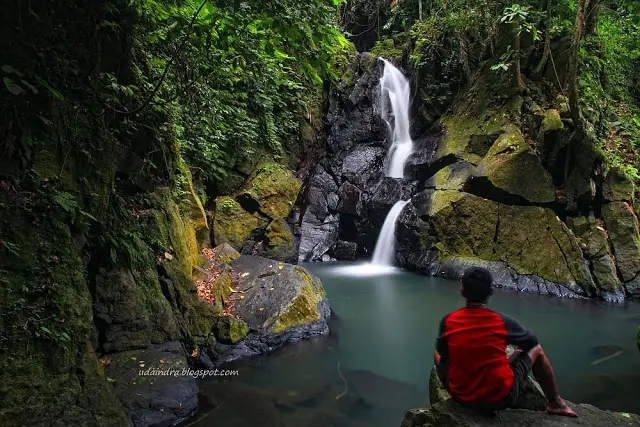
[603, 167, 635, 203]
[210, 243, 241, 265]
[408, 191, 595, 294]
[474, 130, 556, 204]
[213, 316, 249, 344]
[602, 201, 640, 283]
[556, 94, 570, 116]
[540, 109, 564, 132]
[240, 163, 302, 220]
[212, 196, 259, 250]
[426, 162, 474, 191]
[262, 219, 296, 262]
[229, 256, 329, 336]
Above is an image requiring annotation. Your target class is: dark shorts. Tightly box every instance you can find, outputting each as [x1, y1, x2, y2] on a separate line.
[459, 350, 534, 413]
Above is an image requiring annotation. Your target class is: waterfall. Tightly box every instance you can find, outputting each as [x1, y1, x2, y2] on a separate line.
[371, 200, 409, 266]
[379, 58, 414, 179]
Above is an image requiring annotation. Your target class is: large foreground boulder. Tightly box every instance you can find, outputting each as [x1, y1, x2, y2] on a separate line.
[205, 255, 330, 363]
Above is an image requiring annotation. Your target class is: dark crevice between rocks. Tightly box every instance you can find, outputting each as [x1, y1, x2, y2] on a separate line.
[409, 154, 459, 189]
[235, 193, 261, 214]
[493, 212, 501, 243]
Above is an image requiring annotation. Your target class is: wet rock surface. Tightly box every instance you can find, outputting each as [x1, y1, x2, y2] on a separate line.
[105, 341, 198, 427]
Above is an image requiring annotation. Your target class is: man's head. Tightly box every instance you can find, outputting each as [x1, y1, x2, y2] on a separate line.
[461, 267, 493, 304]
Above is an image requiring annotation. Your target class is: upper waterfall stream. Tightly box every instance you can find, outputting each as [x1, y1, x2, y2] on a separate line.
[379, 58, 414, 179]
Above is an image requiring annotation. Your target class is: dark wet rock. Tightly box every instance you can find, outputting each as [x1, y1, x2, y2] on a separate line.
[331, 240, 359, 261]
[299, 212, 340, 262]
[208, 256, 330, 363]
[337, 181, 364, 216]
[105, 341, 198, 427]
[341, 145, 386, 190]
[369, 177, 416, 210]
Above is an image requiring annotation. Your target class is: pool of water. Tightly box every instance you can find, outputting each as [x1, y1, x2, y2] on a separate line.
[192, 262, 640, 427]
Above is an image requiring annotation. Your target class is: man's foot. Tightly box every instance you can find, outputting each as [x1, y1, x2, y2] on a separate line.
[547, 400, 577, 417]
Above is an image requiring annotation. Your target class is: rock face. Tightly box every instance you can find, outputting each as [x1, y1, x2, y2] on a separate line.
[202, 254, 331, 363]
[105, 341, 198, 427]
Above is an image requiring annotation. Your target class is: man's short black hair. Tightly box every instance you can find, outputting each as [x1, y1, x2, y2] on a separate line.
[462, 267, 493, 303]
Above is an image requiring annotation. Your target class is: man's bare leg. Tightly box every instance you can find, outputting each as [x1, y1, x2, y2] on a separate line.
[528, 345, 577, 417]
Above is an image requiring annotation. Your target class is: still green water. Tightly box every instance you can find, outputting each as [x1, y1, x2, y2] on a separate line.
[194, 262, 640, 427]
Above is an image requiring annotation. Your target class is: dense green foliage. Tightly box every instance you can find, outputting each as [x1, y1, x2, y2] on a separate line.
[126, 0, 348, 183]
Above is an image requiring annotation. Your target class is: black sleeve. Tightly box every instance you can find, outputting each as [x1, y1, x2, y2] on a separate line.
[435, 314, 449, 358]
[500, 313, 538, 352]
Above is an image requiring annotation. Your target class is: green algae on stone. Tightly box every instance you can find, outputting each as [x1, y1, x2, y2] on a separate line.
[241, 163, 302, 219]
[271, 267, 326, 334]
[422, 192, 595, 292]
[212, 196, 259, 249]
[213, 316, 249, 344]
[541, 109, 564, 132]
[475, 130, 556, 203]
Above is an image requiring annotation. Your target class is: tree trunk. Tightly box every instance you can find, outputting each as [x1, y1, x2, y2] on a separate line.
[585, 0, 600, 36]
[513, 30, 524, 89]
[419, 0, 423, 20]
[534, 0, 552, 78]
[568, 0, 586, 126]
[564, 0, 587, 184]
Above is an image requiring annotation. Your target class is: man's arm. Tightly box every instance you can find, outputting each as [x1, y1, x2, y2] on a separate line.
[435, 315, 450, 386]
[500, 313, 539, 352]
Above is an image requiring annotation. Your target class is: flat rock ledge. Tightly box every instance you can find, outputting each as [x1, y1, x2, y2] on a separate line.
[410, 366, 640, 426]
[401, 401, 640, 427]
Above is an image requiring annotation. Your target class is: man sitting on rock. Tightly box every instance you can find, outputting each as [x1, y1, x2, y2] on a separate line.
[433, 267, 577, 417]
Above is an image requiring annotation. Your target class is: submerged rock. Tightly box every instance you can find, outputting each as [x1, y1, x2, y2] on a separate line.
[105, 341, 198, 427]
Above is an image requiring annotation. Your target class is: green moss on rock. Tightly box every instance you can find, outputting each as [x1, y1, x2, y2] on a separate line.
[541, 109, 564, 132]
[271, 267, 326, 334]
[241, 163, 302, 219]
[212, 196, 259, 249]
[211, 243, 241, 265]
[475, 130, 556, 203]
[424, 192, 595, 291]
[213, 316, 249, 344]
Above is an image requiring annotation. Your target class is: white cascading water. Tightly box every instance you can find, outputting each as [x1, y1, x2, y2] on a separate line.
[371, 200, 410, 266]
[379, 58, 414, 179]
